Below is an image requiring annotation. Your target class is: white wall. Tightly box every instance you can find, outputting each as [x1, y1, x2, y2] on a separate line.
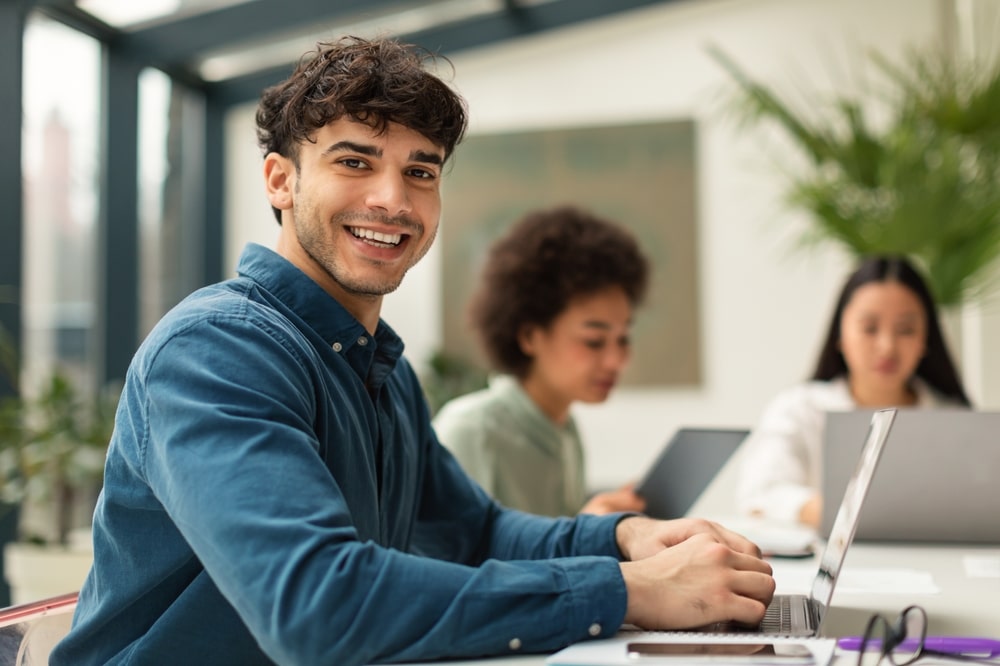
[225, 0, 997, 492]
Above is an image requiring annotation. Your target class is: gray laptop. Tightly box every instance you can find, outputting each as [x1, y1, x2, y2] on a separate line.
[635, 428, 749, 520]
[822, 408, 1000, 544]
[697, 408, 897, 637]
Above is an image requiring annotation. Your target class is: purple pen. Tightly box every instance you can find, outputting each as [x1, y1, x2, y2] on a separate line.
[838, 636, 1000, 658]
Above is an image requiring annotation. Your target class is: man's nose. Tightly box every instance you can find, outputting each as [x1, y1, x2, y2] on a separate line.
[365, 171, 412, 216]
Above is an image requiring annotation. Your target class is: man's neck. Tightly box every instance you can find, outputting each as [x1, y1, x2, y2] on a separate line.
[274, 233, 383, 334]
[330, 288, 382, 335]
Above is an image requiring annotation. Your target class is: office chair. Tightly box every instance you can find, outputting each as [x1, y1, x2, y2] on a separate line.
[0, 591, 78, 666]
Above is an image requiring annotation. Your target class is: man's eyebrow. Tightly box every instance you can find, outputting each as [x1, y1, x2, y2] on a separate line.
[410, 149, 444, 165]
[319, 142, 443, 166]
[322, 141, 381, 158]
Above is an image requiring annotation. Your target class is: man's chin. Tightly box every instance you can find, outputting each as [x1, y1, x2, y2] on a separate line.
[340, 278, 404, 298]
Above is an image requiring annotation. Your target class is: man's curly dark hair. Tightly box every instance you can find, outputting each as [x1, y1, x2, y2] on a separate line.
[255, 35, 468, 223]
[470, 206, 650, 378]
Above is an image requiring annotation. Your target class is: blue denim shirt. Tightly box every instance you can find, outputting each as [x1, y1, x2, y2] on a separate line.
[52, 244, 628, 666]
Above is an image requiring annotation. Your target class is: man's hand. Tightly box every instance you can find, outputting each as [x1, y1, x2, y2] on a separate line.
[615, 516, 763, 562]
[613, 516, 774, 629]
[618, 532, 775, 629]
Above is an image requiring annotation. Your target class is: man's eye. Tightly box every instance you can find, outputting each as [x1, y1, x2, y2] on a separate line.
[584, 340, 605, 350]
[409, 167, 437, 180]
[340, 158, 368, 169]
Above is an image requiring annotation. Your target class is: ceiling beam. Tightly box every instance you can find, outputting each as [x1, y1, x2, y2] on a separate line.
[209, 0, 674, 108]
[120, 0, 413, 68]
[31, 0, 209, 90]
[32, 0, 119, 43]
[406, 0, 672, 53]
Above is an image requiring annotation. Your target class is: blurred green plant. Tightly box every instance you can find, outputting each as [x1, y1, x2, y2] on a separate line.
[420, 350, 489, 417]
[0, 371, 119, 546]
[710, 44, 1000, 306]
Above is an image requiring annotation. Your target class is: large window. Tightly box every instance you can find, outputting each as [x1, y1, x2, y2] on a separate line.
[138, 71, 207, 338]
[21, 16, 100, 393]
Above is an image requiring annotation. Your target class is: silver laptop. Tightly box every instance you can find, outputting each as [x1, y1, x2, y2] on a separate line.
[635, 428, 749, 520]
[822, 408, 1000, 544]
[699, 408, 897, 637]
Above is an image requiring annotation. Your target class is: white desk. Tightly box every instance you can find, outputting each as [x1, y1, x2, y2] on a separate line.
[821, 542, 1000, 637]
[405, 542, 1000, 666]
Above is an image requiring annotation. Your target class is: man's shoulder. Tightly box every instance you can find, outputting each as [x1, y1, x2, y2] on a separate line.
[137, 277, 304, 362]
[179, 271, 302, 321]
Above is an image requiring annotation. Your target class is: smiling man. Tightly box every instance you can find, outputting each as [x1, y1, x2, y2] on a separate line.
[267, 122, 445, 325]
[51, 37, 774, 666]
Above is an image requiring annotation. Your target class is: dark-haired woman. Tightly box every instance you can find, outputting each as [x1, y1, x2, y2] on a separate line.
[736, 255, 971, 527]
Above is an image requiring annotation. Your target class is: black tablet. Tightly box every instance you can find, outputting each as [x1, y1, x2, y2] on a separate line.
[635, 428, 749, 519]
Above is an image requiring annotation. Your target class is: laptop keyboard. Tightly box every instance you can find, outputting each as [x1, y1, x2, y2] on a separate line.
[647, 594, 805, 636]
[723, 595, 795, 634]
[759, 595, 793, 633]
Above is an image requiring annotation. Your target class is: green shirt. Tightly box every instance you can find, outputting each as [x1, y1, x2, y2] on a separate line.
[433, 376, 586, 517]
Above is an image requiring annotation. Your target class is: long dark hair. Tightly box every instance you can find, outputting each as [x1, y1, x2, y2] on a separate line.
[811, 255, 971, 406]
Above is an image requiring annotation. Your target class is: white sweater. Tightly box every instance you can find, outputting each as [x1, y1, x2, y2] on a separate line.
[734, 377, 946, 523]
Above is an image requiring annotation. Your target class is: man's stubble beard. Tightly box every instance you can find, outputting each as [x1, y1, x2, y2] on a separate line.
[294, 207, 437, 298]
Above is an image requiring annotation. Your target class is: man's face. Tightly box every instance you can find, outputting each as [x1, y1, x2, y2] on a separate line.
[266, 118, 445, 304]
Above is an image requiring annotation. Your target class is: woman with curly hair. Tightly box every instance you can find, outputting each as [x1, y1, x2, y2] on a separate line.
[434, 205, 650, 517]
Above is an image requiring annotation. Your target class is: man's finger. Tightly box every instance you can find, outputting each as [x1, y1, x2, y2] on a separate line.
[730, 570, 777, 606]
[728, 550, 774, 575]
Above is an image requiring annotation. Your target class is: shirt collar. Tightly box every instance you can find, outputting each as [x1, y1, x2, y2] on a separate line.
[236, 243, 405, 389]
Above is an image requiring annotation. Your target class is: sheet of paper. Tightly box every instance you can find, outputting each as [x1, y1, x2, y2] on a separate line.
[769, 562, 940, 595]
[963, 555, 1000, 579]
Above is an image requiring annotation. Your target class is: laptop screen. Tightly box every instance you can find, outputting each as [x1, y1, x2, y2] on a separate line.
[822, 409, 1000, 543]
[808, 408, 896, 617]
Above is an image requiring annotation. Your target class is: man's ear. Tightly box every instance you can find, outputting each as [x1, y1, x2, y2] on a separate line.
[264, 153, 295, 212]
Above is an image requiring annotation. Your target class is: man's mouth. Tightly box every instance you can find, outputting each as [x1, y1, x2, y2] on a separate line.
[349, 226, 403, 247]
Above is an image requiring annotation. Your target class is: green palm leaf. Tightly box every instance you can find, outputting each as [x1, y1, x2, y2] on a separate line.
[710, 45, 1000, 306]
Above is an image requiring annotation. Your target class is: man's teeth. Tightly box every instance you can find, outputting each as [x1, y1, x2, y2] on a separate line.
[350, 227, 402, 246]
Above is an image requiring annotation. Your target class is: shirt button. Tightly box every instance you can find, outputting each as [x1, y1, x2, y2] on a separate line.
[508, 638, 522, 651]
[357, 336, 368, 346]
[332, 342, 343, 352]
[588, 623, 602, 637]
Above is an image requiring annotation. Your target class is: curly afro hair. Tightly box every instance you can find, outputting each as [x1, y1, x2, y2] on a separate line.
[469, 206, 649, 378]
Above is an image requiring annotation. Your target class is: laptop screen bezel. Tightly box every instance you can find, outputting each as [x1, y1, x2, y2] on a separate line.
[808, 408, 897, 624]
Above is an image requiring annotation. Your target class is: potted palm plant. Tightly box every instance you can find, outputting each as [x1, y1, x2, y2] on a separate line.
[1, 372, 116, 544]
[709, 44, 1000, 307]
[0, 368, 119, 604]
